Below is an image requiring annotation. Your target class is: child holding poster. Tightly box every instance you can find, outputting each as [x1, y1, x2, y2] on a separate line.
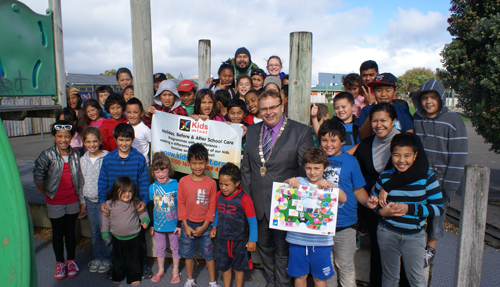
[284, 147, 347, 287]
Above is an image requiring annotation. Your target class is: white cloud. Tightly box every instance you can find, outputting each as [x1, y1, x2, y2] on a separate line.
[17, 1, 451, 83]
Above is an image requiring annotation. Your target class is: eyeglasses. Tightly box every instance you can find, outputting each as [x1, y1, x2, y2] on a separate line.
[259, 103, 282, 113]
[54, 125, 73, 131]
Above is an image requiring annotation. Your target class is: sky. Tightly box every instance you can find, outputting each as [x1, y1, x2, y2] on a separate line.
[20, 0, 453, 85]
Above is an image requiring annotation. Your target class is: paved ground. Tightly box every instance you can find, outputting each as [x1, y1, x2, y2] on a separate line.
[10, 121, 500, 286]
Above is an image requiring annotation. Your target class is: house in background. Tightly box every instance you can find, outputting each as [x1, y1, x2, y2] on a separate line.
[311, 85, 343, 103]
[65, 73, 121, 99]
[317, 72, 346, 86]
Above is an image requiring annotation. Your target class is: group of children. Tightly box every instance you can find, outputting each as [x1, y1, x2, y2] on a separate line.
[33, 58, 467, 287]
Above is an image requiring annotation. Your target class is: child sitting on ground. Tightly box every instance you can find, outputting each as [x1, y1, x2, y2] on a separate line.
[210, 163, 258, 287]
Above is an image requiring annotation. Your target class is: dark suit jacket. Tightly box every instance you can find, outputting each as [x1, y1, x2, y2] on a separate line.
[241, 118, 314, 221]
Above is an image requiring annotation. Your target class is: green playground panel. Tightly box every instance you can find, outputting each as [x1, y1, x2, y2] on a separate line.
[0, 1, 57, 99]
[0, 118, 37, 286]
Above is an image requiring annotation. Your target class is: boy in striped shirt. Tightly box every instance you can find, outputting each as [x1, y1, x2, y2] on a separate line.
[372, 133, 444, 287]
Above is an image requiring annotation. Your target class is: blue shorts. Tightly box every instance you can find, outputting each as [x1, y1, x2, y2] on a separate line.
[426, 194, 450, 239]
[178, 220, 214, 260]
[216, 238, 253, 271]
[287, 244, 334, 280]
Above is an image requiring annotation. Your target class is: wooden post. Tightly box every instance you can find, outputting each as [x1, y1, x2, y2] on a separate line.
[49, 0, 66, 107]
[198, 40, 211, 88]
[288, 32, 312, 125]
[130, 0, 154, 107]
[455, 164, 490, 287]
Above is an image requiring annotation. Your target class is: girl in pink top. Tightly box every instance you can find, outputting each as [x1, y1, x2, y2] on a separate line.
[342, 73, 370, 118]
[191, 89, 226, 122]
[82, 99, 105, 129]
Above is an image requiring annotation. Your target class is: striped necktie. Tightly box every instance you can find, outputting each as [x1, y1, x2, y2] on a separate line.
[263, 127, 274, 160]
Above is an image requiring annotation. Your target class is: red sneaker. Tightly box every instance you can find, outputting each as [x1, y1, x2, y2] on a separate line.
[54, 262, 66, 279]
[66, 260, 79, 278]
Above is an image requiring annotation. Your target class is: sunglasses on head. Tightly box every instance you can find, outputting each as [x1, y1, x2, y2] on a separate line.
[54, 125, 73, 131]
[251, 69, 266, 76]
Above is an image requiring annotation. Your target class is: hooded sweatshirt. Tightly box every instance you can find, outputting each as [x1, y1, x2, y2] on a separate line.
[412, 79, 468, 197]
[143, 80, 188, 128]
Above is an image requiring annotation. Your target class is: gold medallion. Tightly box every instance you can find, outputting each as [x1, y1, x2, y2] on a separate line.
[260, 166, 267, 177]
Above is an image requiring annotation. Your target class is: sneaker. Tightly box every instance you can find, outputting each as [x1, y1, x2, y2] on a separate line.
[209, 282, 221, 287]
[184, 280, 198, 287]
[356, 233, 361, 251]
[54, 262, 66, 279]
[88, 259, 101, 273]
[143, 265, 153, 279]
[98, 261, 112, 273]
[66, 260, 79, 277]
[424, 246, 436, 268]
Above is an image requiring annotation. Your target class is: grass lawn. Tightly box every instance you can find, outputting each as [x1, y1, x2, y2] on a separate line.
[324, 103, 470, 123]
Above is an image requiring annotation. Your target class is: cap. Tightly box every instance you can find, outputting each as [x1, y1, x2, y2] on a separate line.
[263, 76, 281, 91]
[177, 79, 196, 92]
[367, 73, 397, 87]
[153, 73, 167, 82]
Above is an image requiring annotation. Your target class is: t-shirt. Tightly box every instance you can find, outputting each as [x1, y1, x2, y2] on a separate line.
[323, 152, 366, 228]
[90, 118, 106, 129]
[177, 175, 217, 223]
[214, 188, 256, 241]
[131, 122, 151, 164]
[354, 103, 413, 132]
[340, 121, 361, 152]
[149, 179, 179, 233]
[181, 103, 195, 115]
[353, 96, 366, 118]
[45, 162, 79, 205]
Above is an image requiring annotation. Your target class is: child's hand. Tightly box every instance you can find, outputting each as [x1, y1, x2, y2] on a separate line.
[193, 225, 207, 237]
[246, 241, 256, 252]
[226, 122, 232, 125]
[184, 226, 195, 239]
[141, 222, 148, 229]
[136, 201, 146, 214]
[366, 196, 379, 209]
[241, 125, 247, 137]
[146, 106, 156, 117]
[311, 103, 318, 118]
[200, 115, 209, 121]
[392, 203, 409, 216]
[174, 227, 181, 235]
[378, 188, 389, 208]
[104, 238, 110, 241]
[317, 179, 337, 190]
[191, 114, 201, 121]
[206, 77, 214, 84]
[284, 178, 299, 188]
[361, 86, 375, 104]
[209, 226, 217, 238]
[378, 202, 406, 217]
[100, 202, 110, 217]
[149, 226, 155, 236]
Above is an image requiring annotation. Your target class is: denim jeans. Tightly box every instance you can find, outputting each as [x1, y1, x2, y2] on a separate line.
[326, 227, 357, 287]
[377, 224, 426, 287]
[85, 198, 112, 261]
[426, 193, 450, 239]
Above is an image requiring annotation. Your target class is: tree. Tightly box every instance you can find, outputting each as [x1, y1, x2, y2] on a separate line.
[99, 69, 116, 76]
[165, 73, 175, 79]
[437, 1, 500, 152]
[397, 68, 436, 100]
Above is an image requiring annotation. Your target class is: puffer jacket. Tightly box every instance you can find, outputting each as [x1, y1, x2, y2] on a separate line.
[33, 145, 85, 203]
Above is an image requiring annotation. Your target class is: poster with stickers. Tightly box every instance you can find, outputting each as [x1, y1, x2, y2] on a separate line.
[269, 182, 339, 235]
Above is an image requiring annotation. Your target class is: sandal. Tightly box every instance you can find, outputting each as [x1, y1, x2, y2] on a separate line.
[171, 273, 181, 284]
[151, 273, 164, 283]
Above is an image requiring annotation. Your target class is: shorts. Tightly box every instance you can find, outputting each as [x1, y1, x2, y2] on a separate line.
[46, 202, 80, 219]
[178, 220, 214, 260]
[216, 238, 253, 271]
[287, 244, 334, 280]
[426, 194, 450, 239]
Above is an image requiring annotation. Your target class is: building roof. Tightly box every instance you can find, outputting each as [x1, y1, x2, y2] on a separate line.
[311, 85, 343, 92]
[65, 73, 118, 86]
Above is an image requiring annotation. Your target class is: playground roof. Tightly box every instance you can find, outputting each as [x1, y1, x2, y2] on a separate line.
[65, 73, 118, 86]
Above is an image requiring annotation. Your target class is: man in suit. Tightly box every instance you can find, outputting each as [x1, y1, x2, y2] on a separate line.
[241, 90, 314, 287]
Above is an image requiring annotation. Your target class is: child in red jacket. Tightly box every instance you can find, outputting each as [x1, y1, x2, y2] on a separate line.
[100, 94, 128, 151]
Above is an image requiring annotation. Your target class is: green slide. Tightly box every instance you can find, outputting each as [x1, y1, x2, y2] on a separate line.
[0, 119, 37, 286]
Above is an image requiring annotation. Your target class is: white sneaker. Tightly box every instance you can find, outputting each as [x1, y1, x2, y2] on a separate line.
[98, 261, 112, 273]
[184, 280, 198, 287]
[88, 259, 101, 273]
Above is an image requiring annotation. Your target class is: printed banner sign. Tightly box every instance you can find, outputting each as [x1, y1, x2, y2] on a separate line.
[269, 182, 339, 235]
[151, 111, 243, 178]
